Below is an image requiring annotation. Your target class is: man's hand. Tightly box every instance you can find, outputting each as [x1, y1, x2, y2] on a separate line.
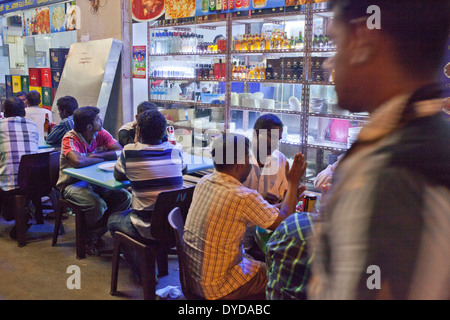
[285, 153, 307, 186]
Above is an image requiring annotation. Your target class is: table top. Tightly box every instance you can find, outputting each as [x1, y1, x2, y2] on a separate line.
[62, 153, 214, 190]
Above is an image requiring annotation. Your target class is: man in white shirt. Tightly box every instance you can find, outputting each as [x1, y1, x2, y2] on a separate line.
[25, 90, 52, 145]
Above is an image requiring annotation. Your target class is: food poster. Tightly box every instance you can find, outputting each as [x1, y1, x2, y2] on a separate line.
[66, 2, 78, 31]
[50, 4, 67, 33]
[132, 0, 167, 22]
[165, 0, 196, 19]
[132, 46, 147, 79]
[35, 8, 51, 34]
[195, 0, 286, 16]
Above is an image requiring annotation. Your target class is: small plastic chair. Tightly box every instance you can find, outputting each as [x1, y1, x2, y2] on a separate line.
[110, 186, 195, 300]
[49, 151, 88, 259]
[168, 207, 205, 300]
[7, 151, 55, 246]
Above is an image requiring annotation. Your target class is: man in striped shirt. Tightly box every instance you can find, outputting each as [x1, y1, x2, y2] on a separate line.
[108, 109, 184, 240]
[46, 96, 78, 147]
[0, 97, 38, 222]
[108, 110, 183, 279]
[184, 133, 307, 300]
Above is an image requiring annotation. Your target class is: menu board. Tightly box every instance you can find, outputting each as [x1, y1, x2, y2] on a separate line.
[132, 0, 196, 22]
[22, 1, 77, 36]
[195, 0, 285, 16]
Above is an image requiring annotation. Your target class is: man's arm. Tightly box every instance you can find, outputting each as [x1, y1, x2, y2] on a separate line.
[267, 153, 307, 231]
[88, 142, 122, 161]
[66, 150, 105, 168]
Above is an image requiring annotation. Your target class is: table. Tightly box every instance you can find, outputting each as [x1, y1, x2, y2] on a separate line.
[183, 153, 214, 174]
[62, 153, 214, 190]
[63, 161, 130, 190]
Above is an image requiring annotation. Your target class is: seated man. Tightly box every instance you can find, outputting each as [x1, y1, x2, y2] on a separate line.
[46, 96, 79, 147]
[56, 106, 132, 255]
[243, 114, 305, 261]
[108, 110, 184, 278]
[16, 91, 29, 107]
[0, 97, 38, 235]
[118, 101, 159, 147]
[24, 90, 52, 145]
[184, 133, 307, 300]
[265, 211, 316, 300]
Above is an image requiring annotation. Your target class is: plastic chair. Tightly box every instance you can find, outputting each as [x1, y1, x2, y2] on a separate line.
[49, 151, 88, 260]
[168, 207, 205, 300]
[8, 151, 54, 246]
[110, 186, 195, 300]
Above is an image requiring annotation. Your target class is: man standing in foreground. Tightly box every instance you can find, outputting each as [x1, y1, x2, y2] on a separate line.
[310, 0, 450, 300]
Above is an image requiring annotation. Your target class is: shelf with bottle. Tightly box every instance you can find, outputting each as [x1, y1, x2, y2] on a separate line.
[149, 14, 227, 29]
[149, 58, 227, 80]
[149, 99, 225, 108]
[231, 30, 306, 53]
[149, 30, 227, 55]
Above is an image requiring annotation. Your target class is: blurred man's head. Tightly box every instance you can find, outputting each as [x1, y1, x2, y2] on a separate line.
[135, 101, 158, 122]
[57, 96, 79, 119]
[211, 133, 251, 183]
[26, 90, 41, 107]
[136, 110, 167, 145]
[327, 0, 450, 113]
[3, 97, 26, 118]
[16, 91, 28, 107]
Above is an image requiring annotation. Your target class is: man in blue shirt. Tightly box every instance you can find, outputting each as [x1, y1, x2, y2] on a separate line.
[46, 96, 78, 147]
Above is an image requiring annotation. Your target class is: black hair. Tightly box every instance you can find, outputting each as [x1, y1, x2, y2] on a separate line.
[3, 97, 26, 118]
[137, 110, 167, 144]
[137, 101, 158, 115]
[211, 133, 250, 172]
[73, 106, 100, 133]
[16, 91, 26, 97]
[253, 114, 284, 132]
[26, 90, 41, 106]
[57, 96, 79, 116]
[329, 0, 450, 78]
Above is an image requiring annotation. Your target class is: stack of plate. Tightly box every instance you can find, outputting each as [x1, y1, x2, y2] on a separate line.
[311, 98, 325, 113]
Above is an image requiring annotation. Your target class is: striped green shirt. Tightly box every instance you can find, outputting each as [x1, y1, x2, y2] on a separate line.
[265, 212, 315, 300]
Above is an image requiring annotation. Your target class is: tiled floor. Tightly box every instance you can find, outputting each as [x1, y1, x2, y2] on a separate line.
[0, 209, 185, 300]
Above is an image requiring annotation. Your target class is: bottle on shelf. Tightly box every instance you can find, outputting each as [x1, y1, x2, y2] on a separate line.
[295, 31, 304, 50]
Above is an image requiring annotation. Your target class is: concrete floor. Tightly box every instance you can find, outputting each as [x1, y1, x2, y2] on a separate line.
[0, 209, 185, 300]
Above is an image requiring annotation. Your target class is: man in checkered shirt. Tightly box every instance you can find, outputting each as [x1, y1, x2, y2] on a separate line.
[0, 97, 39, 221]
[184, 133, 307, 300]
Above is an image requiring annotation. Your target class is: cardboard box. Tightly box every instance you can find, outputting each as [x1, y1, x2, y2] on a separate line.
[51, 69, 62, 89]
[50, 48, 69, 69]
[28, 86, 43, 107]
[29, 68, 42, 87]
[42, 87, 53, 107]
[21, 75, 29, 92]
[12, 75, 22, 93]
[40, 68, 52, 88]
